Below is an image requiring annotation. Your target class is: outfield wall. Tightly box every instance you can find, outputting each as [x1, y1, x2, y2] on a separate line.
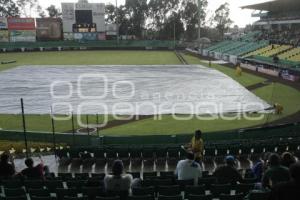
[0, 40, 182, 52]
[0, 122, 299, 146]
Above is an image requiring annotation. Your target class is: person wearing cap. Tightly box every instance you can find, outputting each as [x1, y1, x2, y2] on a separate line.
[104, 160, 133, 199]
[213, 155, 243, 184]
[175, 151, 202, 185]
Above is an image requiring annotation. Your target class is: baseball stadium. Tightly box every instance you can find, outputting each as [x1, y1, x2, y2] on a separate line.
[0, 0, 300, 200]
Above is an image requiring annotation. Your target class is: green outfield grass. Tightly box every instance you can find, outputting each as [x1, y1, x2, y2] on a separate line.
[0, 50, 181, 72]
[184, 54, 266, 87]
[0, 51, 299, 135]
[0, 114, 113, 133]
[99, 82, 300, 135]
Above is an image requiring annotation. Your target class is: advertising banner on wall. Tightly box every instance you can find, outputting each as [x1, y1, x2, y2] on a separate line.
[36, 18, 62, 41]
[8, 18, 35, 30]
[0, 18, 8, 30]
[83, 32, 97, 41]
[63, 32, 74, 40]
[0, 30, 9, 42]
[280, 70, 300, 82]
[10, 30, 36, 42]
[97, 33, 106, 40]
[73, 32, 97, 41]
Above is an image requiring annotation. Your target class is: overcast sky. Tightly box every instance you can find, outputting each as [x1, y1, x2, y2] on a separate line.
[36, 0, 273, 27]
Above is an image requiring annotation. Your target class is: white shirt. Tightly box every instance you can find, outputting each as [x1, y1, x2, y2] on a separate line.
[175, 159, 202, 185]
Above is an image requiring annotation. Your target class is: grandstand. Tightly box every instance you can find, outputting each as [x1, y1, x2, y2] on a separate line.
[1, 1, 300, 200]
[202, 0, 300, 82]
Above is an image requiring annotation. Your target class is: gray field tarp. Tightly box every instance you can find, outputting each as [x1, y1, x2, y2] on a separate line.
[0, 65, 270, 115]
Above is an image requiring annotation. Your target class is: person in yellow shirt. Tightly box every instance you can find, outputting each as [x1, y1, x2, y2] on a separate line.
[274, 103, 283, 114]
[236, 64, 242, 76]
[182, 130, 204, 163]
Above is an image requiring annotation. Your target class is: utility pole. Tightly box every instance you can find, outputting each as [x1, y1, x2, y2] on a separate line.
[116, 0, 119, 45]
[173, 22, 176, 49]
[197, 0, 201, 47]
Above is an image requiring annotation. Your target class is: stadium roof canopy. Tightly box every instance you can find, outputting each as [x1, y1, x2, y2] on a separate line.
[241, 0, 300, 12]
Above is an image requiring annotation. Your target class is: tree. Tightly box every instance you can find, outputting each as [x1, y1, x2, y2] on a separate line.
[159, 11, 184, 40]
[37, 5, 46, 18]
[148, 0, 180, 33]
[105, 4, 116, 23]
[213, 2, 233, 39]
[0, 0, 20, 17]
[125, 0, 148, 38]
[46, 5, 61, 18]
[16, 0, 38, 17]
[180, 0, 207, 41]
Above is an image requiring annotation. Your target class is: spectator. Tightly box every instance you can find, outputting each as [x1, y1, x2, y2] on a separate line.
[0, 153, 15, 178]
[175, 152, 202, 185]
[104, 160, 133, 199]
[214, 155, 243, 184]
[188, 130, 204, 163]
[252, 157, 264, 182]
[262, 153, 290, 189]
[269, 162, 300, 200]
[20, 156, 45, 179]
[281, 152, 296, 168]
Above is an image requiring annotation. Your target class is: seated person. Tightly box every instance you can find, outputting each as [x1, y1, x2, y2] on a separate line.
[269, 162, 300, 200]
[214, 155, 243, 184]
[0, 153, 16, 178]
[262, 153, 290, 189]
[20, 156, 45, 179]
[281, 152, 296, 168]
[104, 160, 133, 199]
[175, 151, 202, 185]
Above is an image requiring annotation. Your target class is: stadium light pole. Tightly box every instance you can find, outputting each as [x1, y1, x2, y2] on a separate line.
[21, 98, 29, 158]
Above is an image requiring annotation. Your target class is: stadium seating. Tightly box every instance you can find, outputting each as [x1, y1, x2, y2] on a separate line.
[259, 45, 292, 57]
[242, 45, 276, 58]
[225, 41, 268, 56]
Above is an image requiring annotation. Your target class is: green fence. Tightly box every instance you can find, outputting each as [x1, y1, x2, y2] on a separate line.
[0, 40, 179, 50]
[0, 122, 299, 146]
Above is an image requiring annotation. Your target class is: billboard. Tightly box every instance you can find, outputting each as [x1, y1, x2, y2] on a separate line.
[74, 32, 97, 41]
[63, 32, 74, 40]
[97, 33, 106, 40]
[0, 30, 9, 42]
[10, 30, 36, 42]
[0, 18, 8, 30]
[8, 18, 35, 30]
[36, 18, 62, 41]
